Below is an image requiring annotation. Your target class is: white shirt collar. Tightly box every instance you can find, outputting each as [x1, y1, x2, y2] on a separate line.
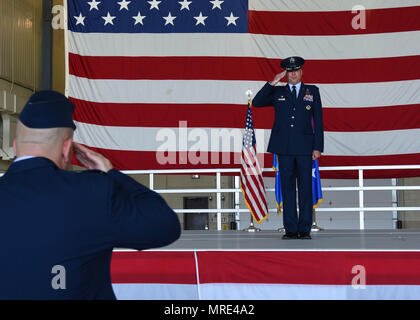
[288, 82, 302, 93]
[14, 156, 36, 163]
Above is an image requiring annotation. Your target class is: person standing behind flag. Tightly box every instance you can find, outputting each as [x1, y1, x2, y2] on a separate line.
[252, 56, 324, 239]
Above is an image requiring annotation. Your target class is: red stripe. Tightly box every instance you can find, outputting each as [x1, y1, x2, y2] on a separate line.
[71, 98, 249, 128]
[69, 54, 420, 83]
[249, 6, 420, 36]
[71, 98, 420, 132]
[324, 105, 420, 132]
[110, 251, 197, 284]
[72, 149, 420, 179]
[197, 251, 420, 285]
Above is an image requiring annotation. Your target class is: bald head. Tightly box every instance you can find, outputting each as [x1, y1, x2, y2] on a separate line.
[14, 121, 74, 169]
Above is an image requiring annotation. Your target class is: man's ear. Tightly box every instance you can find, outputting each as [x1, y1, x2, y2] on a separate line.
[62, 138, 73, 164]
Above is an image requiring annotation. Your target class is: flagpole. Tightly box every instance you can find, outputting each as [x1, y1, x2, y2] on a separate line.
[243, 214, 261, 232]
[311, 208, 324, 231]
[277, 226, 285, 233]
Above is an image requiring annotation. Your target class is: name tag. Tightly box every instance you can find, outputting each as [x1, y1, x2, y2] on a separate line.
[277, 96, 286, 101]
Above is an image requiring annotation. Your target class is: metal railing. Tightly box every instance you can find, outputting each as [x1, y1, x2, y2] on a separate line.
[1, 165, 419, 230]
[120, 165, 420, 230]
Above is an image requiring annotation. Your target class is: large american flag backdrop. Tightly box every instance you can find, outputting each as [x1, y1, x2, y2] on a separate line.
[65, 0, 420, 178]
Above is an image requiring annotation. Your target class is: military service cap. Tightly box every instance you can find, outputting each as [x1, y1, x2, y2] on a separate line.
[19, 90, 76, 130]
[280, 56, 305, 71]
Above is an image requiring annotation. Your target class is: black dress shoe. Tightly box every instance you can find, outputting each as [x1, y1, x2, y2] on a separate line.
[298, 233, 312, 239]
[282, 233, 299, 240]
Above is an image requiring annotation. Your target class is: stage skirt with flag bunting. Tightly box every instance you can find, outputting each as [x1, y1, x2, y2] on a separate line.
[273, 155, 323, 214]
[111, 250, 420, 300]
[240, 100, 268, 223]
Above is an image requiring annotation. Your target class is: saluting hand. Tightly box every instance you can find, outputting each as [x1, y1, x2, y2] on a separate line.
[73, 142, 113, 173]
[269, 71, 287, 86]
[312, 150, 321, 161]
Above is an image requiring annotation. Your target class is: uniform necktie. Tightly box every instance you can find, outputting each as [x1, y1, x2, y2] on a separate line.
[292, 85, 297, 104]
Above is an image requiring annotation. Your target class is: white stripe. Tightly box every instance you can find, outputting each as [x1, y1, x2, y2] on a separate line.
[199, 283, 420, 300]
[68, 76, 420, 108]
[240, 171, 265, 221]
[324, 129, 420, 156]
[112, 283, 198, 300]
[67, 30, 420, 60]
[112, 283, 420, 300]
[193, 251, 201, 300]
[73, 122, 420, 156]
[250, 0, 420, 12]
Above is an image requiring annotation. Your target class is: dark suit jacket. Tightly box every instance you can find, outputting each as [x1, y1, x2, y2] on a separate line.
[0, 157, 181, 299]
[252, 82, 324, 155]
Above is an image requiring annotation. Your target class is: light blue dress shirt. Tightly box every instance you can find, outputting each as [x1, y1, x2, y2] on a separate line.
[288, 82, 302, 98]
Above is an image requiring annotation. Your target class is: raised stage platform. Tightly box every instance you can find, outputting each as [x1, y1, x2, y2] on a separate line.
[111, 230, 420, 300]
[150, 229, 420, 251]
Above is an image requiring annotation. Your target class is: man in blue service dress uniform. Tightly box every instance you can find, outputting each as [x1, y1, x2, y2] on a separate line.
[253, 57, 324, 240]
[0, 91, 181, 299]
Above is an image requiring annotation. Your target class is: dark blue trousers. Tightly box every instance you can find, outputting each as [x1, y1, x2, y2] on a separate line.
[277, 155, 313, 234]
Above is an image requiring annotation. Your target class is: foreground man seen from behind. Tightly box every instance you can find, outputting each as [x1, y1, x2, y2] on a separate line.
[0, 90, 181, 299]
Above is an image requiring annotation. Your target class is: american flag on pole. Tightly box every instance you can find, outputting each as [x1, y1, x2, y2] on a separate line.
[65, 0, 420, 178]
[240, 99, 268, 223]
